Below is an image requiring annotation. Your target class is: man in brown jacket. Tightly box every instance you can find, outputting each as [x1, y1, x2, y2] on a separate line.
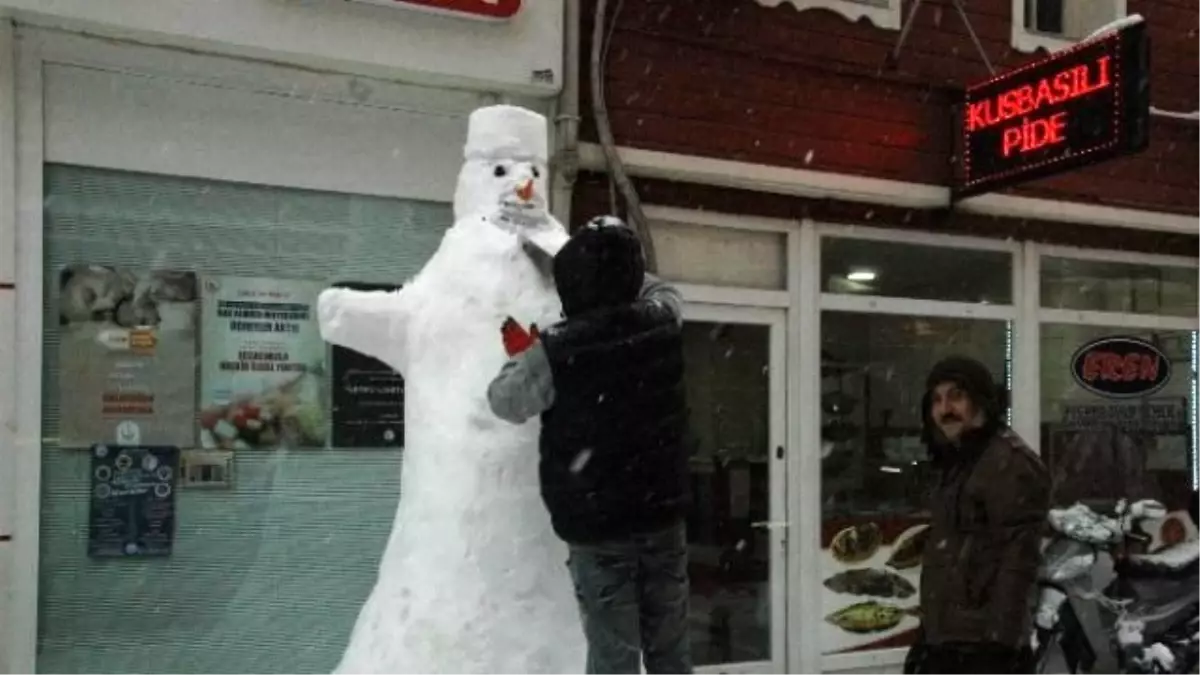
[904, 356, 1050, 674]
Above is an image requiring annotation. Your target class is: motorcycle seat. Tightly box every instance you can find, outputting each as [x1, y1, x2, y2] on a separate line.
[1117, 542, 1200, 579]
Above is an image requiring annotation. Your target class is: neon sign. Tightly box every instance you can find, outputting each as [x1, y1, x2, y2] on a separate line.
[955, 21, 1149, 199]
[345, 0, 522, 21]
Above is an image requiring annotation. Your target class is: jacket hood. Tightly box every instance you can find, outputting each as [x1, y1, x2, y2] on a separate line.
[921, 356, 1005, 463]
[553, 216, 645, 317]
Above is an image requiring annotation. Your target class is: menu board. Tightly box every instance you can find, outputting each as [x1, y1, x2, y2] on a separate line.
[87, 444, 178, 558]
[330, 282, 404, 449]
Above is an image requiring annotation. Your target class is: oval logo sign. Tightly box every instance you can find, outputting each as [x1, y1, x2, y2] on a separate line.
[1070, 336, 1171, 399]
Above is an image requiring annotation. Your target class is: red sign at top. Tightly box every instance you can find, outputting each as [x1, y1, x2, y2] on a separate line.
[955, 20, 1149, 199]
[348, 0, 522, 21]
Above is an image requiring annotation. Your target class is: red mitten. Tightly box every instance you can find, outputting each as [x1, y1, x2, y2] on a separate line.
[501, 317, 539, 356]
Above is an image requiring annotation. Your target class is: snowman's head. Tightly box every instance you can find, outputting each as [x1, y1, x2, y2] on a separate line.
[454, 105, 550, 223]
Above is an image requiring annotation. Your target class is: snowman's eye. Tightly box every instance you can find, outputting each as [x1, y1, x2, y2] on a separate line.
[532, 167, 541, 178]
[493, 165, 508, 178]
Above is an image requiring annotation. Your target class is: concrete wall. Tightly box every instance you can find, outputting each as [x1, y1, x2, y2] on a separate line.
[0, 0, 563, 96]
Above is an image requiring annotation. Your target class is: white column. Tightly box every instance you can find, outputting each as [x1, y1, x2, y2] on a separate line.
[0, 17, 17, 675]
[7, 26, 43, 675]
[1012, 242, 1042, 451]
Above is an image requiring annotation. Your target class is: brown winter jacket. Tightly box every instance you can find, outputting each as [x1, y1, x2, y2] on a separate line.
[919, 427, 1051, 649]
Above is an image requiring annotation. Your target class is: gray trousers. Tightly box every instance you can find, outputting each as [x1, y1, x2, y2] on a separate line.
[566, 522, 693, 674]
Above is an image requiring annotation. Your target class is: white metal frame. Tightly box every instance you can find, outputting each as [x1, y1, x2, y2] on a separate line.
[1010, 0, 1128, 53]
[578, 143, 1199, 235]
[683, 301, 789, 675]
[9, 30, 44, 675]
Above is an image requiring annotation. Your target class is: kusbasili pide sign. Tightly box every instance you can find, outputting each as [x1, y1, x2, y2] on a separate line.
[955, 20, 1150, 199]
[346, 0, 521, 21]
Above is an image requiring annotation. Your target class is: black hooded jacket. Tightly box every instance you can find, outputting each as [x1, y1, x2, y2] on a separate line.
[536, 221, 690, 545]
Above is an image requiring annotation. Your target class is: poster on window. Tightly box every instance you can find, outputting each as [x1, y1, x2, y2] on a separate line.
[329, 282, 405, 449]
[820, 517, 926, 655]
[57, 265, 198, 449]
[87, 443, 178, 557]
[199, 275, 327, 450]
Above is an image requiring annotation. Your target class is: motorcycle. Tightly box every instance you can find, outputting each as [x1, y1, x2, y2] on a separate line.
[1032, 498, 1199, 674]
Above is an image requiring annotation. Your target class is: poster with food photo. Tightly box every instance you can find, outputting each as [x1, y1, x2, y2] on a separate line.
[199, 275, 327, 450]
[820, 517, 928, 655]
[57, 265, 198, 448]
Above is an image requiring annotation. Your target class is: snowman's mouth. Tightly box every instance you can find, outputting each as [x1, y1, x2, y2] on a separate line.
[490, 206, 544, 236]
[497, 199, 547, 226]
[500, 198, 540, 213]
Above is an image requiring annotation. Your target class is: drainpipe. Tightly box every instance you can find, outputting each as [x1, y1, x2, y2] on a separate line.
[589, 0, 656, 271]
[550, 0, 581, 230]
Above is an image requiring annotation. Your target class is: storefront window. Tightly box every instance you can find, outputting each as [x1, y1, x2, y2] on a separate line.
[1041, 256, 1199, 317]
[1040, 324, 1198, 520]
[682, 321, 772, 665]
[821, 238, 1012, 304]
[819, 311, 1010, 656]
[39, 165, 450, 673]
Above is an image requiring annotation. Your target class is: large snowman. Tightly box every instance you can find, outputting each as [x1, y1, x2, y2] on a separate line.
[317, 105, 585, 673]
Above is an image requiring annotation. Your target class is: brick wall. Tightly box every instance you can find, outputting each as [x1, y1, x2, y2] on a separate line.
[577, 0, 1199, 216]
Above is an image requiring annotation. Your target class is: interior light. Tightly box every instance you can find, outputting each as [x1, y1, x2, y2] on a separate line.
[847, 269, 877, 282]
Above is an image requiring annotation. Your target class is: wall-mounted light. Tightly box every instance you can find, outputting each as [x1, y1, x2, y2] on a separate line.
[847, 269, 877, 282]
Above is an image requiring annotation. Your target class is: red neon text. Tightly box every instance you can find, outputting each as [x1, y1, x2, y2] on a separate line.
[1002, 112, 1068, 156]
[1081, 351, 1160, 383]
[967, 56, 1112, 133]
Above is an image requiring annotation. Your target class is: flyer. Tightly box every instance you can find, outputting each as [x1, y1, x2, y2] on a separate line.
[330, 282, 405, 449]
[57, 265, 198, 448]
[87, 444, 178, 558]
[199, 275, 327, 450]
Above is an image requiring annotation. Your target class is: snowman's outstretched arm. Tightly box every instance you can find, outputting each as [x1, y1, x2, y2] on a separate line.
[317, 286, 409, 367]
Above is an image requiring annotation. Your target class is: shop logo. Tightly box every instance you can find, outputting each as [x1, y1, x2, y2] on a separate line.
[346, 0, 522, 21]
[1071, 336, 1171, 399]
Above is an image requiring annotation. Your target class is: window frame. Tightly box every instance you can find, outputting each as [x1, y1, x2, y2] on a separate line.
[815, 225, 1021, 672]
[1028, 243, 1200, 495]
[753, 0, 902, 31]
[1010, 0, 1128, 53]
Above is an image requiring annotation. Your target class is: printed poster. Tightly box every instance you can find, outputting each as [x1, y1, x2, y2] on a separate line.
[199, 276, 326, 450]
[820, 516, 927, 655]
[330, 282, 405, 449]
[57, 265, 198, 448]
[87, 444, 178, 557]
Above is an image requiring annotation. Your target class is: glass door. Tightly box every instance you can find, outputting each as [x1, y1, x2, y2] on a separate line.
[681, 303, 786, 673]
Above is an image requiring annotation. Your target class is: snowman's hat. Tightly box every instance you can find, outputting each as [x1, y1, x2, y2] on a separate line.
[463, 105, 548, 164]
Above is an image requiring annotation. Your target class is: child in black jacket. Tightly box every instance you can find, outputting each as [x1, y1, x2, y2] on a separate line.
[487, 216, 692, 675]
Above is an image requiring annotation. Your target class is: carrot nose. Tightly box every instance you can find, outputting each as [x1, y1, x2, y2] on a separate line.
[516, 179, 534, 202]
